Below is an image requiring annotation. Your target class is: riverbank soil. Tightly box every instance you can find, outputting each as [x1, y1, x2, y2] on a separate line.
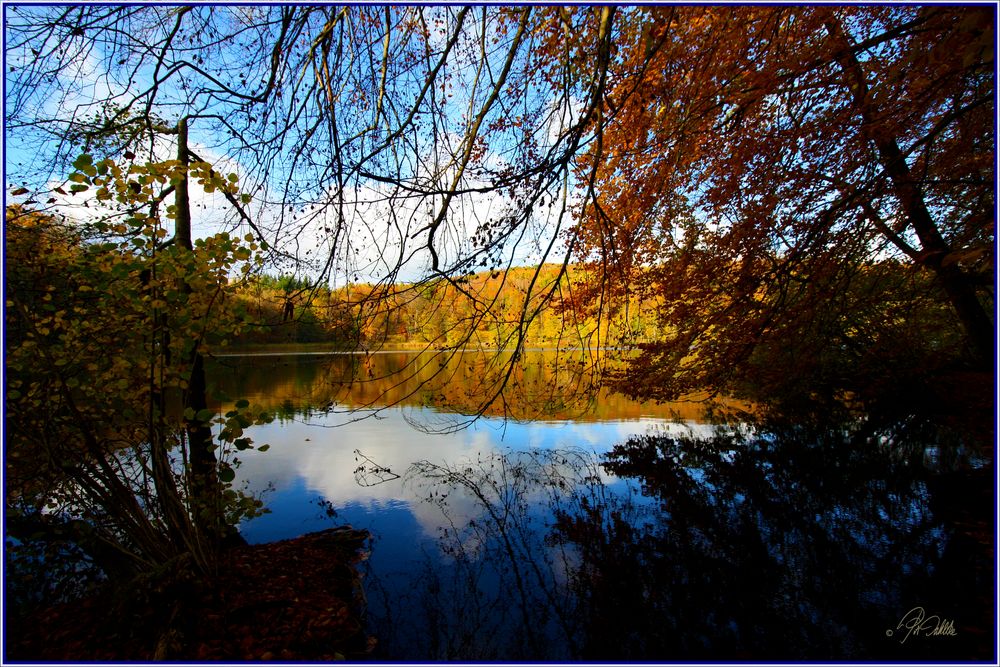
[6, 527, 374, 661]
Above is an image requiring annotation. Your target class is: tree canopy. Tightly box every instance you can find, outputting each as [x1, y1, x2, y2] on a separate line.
[6, 5, 992, 411]
[571, 5, 994, 408]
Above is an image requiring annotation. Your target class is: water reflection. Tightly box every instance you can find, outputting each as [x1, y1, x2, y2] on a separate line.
[389, 429, 990, 661]
[208, 348, 743, 423]
[577, 428, 943, 660]
[227, 407, 671, 542]
[209, 352, 991, 661]
[383, 448, 636, 660]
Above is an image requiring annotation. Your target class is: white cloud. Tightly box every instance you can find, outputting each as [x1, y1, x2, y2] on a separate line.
[277, 163, 570, 287]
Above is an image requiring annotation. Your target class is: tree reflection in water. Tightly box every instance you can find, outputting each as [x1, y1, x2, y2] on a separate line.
[367, 423, 991, 661]
[366, 449, 614, 660]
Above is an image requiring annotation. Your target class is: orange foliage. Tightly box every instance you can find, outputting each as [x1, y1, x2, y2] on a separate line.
[563, 6, 993, 406]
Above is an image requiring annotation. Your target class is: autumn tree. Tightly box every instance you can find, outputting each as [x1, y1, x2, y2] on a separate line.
[5, 156, 270, 582]
[567, 6, 994, 412]
[5, 4, 992, 420]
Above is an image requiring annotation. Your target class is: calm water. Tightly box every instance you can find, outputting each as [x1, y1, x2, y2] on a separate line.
[206, 350, 993, 661]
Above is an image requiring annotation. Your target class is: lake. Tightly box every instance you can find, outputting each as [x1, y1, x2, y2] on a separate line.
[207, 349, 993, 661]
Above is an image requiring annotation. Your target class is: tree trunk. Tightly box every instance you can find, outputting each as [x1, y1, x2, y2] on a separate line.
[175, 117, 224, 558]
[825, 16, 995, 366]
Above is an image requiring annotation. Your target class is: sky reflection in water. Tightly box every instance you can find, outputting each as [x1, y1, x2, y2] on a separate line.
[209, 352, 990, 661]
[228, 397, 682, 660]
[233, 410, 675, 544]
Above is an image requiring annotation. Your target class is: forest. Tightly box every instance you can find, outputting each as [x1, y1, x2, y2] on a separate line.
[4, 4, 995, 662]
[223, 265, 628, 349]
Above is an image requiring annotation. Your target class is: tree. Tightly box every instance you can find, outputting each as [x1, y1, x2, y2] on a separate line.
[568, 5, 994, 407]
[5, 5, 620, 414]
[5, 155, 269, 581]
[5, 4, 992, 416]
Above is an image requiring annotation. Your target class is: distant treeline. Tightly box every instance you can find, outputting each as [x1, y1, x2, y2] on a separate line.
[229, 265, 657, 350]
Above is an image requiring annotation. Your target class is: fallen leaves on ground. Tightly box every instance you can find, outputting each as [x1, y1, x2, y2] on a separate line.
[8, 526, 375, 661]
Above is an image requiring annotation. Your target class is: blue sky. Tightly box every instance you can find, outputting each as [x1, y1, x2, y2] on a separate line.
[4, 5, 584, 285]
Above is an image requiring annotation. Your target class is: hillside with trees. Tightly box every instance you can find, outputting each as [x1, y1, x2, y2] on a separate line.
[227, 264, 654, 351]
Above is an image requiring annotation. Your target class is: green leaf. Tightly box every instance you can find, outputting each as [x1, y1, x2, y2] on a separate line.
[235, 398, 250, 409]
[218, 467, 236, 483]
[72, 154, 94, 170]
[195, 408, 215, 422]
[256, 444, 270, 452]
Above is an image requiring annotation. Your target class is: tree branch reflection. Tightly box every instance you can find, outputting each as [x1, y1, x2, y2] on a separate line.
[366, 422, 987, 661]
